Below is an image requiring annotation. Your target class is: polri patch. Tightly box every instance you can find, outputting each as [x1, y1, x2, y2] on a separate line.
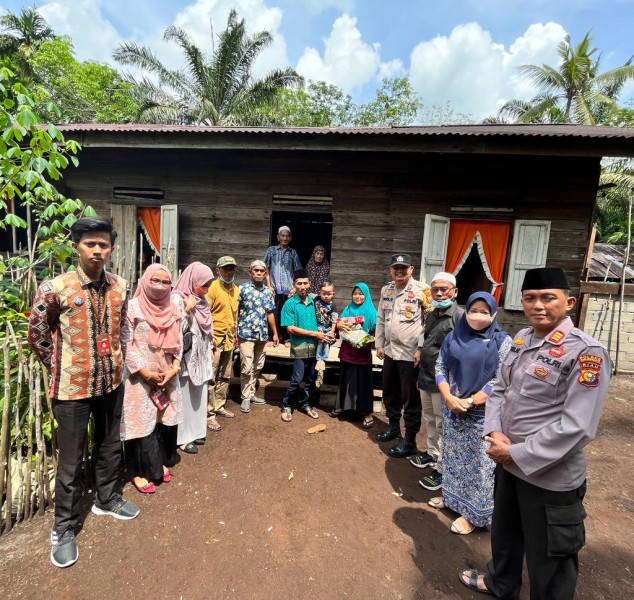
[533, 366, 549, 379]
[385, 290, 392, 297]
[408, 292, 415, 299]
[548, 330, 565, 344]
[577, 354, 603, 388]
[549, 345, 565, 358]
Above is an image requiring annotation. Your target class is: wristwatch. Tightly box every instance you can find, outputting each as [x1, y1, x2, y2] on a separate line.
[467, 397, 475, 406]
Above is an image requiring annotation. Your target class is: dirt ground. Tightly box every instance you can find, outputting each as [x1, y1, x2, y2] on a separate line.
[0, 377, 632, 600]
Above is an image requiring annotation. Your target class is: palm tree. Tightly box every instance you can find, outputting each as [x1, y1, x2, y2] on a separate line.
[113, 9, 302, 126]
[0, 7, 55, 79]
[491, 32, 634, 125]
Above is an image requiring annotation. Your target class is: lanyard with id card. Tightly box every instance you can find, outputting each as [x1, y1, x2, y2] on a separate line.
[88, 284, 112, 356]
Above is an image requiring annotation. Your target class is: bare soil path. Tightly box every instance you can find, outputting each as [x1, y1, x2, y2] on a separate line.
[1, 378, 632, 600]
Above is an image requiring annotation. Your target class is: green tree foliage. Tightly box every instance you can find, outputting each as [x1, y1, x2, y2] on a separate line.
[594, 159, 634, 243]
[30, 38, 137, 123]
[354, 77, 422, 126]
[0, 7, 55, 81]
[113, 9, 302, 125]
[487, 32, 634, 125]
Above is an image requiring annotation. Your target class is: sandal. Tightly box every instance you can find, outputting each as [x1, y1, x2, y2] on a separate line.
[207, 418, 222, 432]
[457, 569, 491, 595]
[162, 469, 171, 483]
[180, 442, 198, 454]
[328, 410, 343, 418]
[451, 517, 475, 535]
[428, 496, 445, 509]
[281, 408, 292, 422]
[307, 424, 326, 434]
[217, 410, 235, 418]
[362, 417, 374, 429]
[304, 408, 319, 419]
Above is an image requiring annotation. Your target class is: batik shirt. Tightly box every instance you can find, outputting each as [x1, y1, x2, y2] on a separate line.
[28, 266, 128, 400]
[237, 281, 275, 342]
[263, 245, 302, 295]
[313, 297, 339, 331]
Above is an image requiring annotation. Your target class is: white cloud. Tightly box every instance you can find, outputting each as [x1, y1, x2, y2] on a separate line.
[409, 22, 567, 120]
[296, 13, 397, 92]
[303, 0, 355, 14]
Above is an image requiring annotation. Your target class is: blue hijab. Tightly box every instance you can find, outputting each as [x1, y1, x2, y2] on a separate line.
[441, 291, 507, 397]
[340, 282, 377, 334]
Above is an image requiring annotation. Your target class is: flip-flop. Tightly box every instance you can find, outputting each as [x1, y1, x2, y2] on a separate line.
[328, 410, 343, 418]
[217, 410, 235, 418]
[281, 410, 292, 422]
[362, 417, 374, 429]
[457, 569, 491, 595]
[207, 419, 222, 432]
[305, 409, 319, 419]
[428, 497, 445, 509]
[451, 517, 476, 535]
[307, 424, 326, 434]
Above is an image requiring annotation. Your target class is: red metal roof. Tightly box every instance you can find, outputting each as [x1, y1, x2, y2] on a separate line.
[56, 123, 634, 139]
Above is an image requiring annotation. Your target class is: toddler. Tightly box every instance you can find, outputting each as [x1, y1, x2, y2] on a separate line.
[313, 280, 338, 387]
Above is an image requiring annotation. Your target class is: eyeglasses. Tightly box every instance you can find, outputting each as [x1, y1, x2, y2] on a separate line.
[149, 278, 171, 286]
[431, 286, 453, 293]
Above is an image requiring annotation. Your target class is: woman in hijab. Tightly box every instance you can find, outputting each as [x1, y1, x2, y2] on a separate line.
[121, 264, 183, 494]
[429, 292, 511, 534]
[306, 245, 330, 294]
[171, 262, 215, 455]
[332, 283, 377, 428]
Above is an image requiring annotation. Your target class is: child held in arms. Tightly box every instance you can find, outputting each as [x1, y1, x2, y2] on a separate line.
[313, 280, 338, 387]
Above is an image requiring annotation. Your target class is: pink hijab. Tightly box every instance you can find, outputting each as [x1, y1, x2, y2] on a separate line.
[134, 264, 182, 352]
[172, 262, 213, 336]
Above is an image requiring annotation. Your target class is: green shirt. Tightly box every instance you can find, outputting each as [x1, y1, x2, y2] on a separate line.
[281, 294, 318, 358]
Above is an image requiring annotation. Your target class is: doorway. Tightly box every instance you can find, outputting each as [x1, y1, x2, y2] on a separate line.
[270, 211, 333, 267]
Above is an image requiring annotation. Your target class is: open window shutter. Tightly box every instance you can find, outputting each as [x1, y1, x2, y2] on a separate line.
[110, 204, 137, 284]
[420, 214, 450, 284]
[160, 204, 179, 281]
[503, 220, 551, 310]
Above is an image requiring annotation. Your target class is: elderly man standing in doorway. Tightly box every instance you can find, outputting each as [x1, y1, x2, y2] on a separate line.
[264, 225, 302, 344]
[206, 256, 239, 431]
[375, 253, 432, 458]
[413, 272, 463, 491]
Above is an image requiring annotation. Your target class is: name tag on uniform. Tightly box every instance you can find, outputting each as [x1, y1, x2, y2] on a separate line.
[96, 334, 112, 356]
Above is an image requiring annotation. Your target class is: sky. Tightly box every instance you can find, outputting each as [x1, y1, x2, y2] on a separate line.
[1, 0, 633, 121]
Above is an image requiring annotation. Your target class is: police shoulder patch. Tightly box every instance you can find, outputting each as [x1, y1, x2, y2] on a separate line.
[577, 353, 603, 388]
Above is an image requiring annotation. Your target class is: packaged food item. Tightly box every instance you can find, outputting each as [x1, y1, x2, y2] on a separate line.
[337, 316, 374, 349]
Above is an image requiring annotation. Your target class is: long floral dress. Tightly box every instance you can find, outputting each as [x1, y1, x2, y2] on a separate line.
[172, 294, 213, 446]
[435, 336, 511, 527]
[120, 297, 183, 441]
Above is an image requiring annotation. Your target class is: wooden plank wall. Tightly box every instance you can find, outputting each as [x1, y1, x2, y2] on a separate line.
[61, 147, 600, 336]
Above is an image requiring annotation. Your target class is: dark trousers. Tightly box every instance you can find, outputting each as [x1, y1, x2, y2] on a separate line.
[485, 466, 587, 600]
[273, 293, 289, 341]
[52, 386, 123, 533]
[282, 358, 316, 409]
[382, 355, 422, 440]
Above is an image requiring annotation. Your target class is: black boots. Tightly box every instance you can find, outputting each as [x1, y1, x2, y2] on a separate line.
[376, 423, 402, 443]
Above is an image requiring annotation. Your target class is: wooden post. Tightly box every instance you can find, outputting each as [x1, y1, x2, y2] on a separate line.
[615, 191, 633, 374]
[0, 333, 11, 533]
[25, 356, 35, 520]
[34, 363, 45, 515]
[577, 225, 596, 330]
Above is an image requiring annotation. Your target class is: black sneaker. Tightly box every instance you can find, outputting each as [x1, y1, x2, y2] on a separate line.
[92, 494, 140, 520]
[419, 470, 443, 491]
[410, 451, 434, 469]
[50, 528, 78, 568]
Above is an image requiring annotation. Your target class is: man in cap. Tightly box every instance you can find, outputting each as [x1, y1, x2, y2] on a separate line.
[459, 267, 611, 599]
[375, 253, 432, 457]
[237, 260, 279, 413]
[413, 272, 463, 491]
[264, 226, 302, 343]
[206, 256, 240, 430]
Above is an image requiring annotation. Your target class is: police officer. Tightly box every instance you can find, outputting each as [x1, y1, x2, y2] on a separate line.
[375, 253, 431, 457]
[459, 267, 611, 599]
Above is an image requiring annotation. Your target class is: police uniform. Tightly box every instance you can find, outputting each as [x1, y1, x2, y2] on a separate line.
[483, 316, 611, 599]
[375, 276, 430, 441]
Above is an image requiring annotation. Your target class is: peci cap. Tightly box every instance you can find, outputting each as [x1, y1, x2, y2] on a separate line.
[521, 267, 570, 291]
[293, 268, 309, 281]
[431, 272, 457, 286]
[278, 225, 291, 234]
[390, 253, 412, 267]
[217, 256, 237, 268]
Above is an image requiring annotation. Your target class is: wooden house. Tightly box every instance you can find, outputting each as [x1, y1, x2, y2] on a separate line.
[21, 123, 634, 333]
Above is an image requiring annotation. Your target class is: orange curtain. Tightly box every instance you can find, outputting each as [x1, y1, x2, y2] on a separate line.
[137, 207, 160, 254]
[445, 220, 510, 302]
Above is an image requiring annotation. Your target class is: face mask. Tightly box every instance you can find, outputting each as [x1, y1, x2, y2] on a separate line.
[432, 298, 453, 309]
[466, 313, 493, 330]
[220, 275, 235, 284]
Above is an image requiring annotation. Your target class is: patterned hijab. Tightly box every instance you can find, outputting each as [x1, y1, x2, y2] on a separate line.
[306, 245, 330, 294]
[134, 264, 181, 352]
[340, 283, 377, 334]
[172, 262, 214, 336]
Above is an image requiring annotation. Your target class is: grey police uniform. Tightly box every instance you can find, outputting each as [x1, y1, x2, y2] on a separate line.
[483, 316, 611, 599]
[375, 278, 428, 439]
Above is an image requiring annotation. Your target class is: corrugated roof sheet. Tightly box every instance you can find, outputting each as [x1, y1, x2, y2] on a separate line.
[590, 243, 634, 281]
[56, 123, 634, 139]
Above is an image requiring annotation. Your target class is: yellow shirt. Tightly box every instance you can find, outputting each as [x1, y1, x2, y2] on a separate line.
[206, 278, 239, 350]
